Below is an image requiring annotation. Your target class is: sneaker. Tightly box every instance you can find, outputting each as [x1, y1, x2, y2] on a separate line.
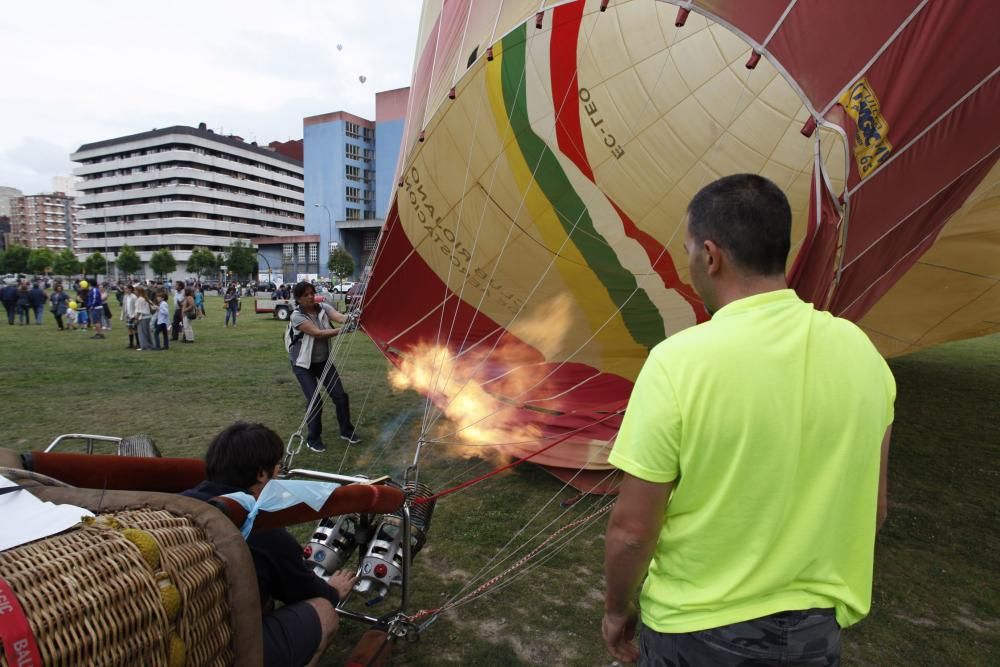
[91, 333, 105, 339]
[306, 440, 327, 453]
[340, 432, 362, 445]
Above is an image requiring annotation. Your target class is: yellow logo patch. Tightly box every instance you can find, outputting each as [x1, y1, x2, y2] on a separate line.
[840, 78, 892, 179]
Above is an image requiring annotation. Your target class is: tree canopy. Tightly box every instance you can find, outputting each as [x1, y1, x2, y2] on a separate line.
[52, 248, 81, 277]
[116, 244, 141, 278]
[328, 247, 355, 282]
[27, 248, 55, 275]
[0, 245, 30, 274]
[149, 249, 177, 279]
[84, 252, 107, 279]
[225, 240, 256, 280]
[187, 246, 218, 278]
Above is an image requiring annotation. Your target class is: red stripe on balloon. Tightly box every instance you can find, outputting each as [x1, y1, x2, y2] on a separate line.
[549, 3, 706, 323]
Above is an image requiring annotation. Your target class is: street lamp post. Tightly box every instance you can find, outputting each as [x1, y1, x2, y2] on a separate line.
[313, 204, 334, 277]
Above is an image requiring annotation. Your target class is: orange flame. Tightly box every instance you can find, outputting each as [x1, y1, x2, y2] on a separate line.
[388, 295, 574, 460]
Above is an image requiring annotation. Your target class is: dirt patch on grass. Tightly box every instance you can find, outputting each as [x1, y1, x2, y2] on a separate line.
[463, 616, 581, 664]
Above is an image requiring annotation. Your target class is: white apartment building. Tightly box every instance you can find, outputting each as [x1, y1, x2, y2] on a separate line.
[71, 124, 305, 279]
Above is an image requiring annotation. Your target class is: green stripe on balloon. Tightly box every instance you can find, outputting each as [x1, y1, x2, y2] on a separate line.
[499, 25, 664, 351]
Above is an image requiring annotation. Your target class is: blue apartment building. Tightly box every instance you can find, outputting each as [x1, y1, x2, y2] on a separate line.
[302, 87, 409, 280]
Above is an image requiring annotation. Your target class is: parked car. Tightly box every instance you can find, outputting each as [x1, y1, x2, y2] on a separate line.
[255, 295, 294, 320]
[332, 281, 355, 294]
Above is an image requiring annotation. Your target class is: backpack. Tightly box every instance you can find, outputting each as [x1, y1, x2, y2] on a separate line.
[284, 313, 304, 354]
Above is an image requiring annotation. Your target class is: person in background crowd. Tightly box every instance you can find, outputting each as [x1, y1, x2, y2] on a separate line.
[66, 298, 80, 331]
[1, 281, 17, 325]
[29, 282, 47, 325]
[16, 281, 31, 325]
[49, 283, 69, 330]
[154, 291, 170, 350]
[195, 284, 206, 319]
[134, 286, 153, 351]
[122, 285, 138, 348]
[76, 291, 89, 330]
[85, 282, 105, 339]
[180, 287, 196, 343]
[172, 280, 185, 341]
[224, 286, 239, 327]
[100, 283, 113, 331]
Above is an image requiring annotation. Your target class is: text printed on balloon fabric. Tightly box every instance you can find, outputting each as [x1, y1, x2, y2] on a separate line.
[403, 166, 526, 315]
[579, 88, 626, 160]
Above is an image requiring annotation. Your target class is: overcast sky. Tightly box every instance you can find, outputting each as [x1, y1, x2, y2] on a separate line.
[0, 0, 422, 195]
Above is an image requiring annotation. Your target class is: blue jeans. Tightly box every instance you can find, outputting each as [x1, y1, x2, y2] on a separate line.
[291, 361, 353, 443]
[155, 323, 169, 349]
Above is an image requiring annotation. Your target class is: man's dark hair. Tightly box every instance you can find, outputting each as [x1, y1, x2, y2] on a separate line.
[205, 422, 284, 488]
[687, 174, 791, 276]
[292, 281, 314, 299]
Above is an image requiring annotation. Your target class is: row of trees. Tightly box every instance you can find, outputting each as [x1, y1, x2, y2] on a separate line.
[0, 240, 260, 282]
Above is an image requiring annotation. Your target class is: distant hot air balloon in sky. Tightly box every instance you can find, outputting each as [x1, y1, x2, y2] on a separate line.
[336, 43, 343, 51]
[361, 0, 1000, 483]
[358, 75, 367, 84]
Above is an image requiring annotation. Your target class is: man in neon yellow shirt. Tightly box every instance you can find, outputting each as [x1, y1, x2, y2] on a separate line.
[602, 174, 895, 665]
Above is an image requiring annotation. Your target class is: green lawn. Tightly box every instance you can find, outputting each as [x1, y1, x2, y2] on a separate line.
[0, 295, 996, 665]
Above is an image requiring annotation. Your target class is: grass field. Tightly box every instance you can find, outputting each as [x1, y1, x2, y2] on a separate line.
[0, 295, 997, 665]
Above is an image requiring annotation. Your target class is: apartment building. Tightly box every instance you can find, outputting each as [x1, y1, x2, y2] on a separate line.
[71, 124, 305, 279]
[303, 86, 409, 278]
[8, 192, 80, 251]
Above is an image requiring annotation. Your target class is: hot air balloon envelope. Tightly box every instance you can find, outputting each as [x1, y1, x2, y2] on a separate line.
[362, 0, 1000, 479]
[359, 75, 367, 84]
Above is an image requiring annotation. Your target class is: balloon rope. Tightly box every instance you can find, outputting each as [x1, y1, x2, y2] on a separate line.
[406, 498, 616, 622]
[411, 411, 620, 505]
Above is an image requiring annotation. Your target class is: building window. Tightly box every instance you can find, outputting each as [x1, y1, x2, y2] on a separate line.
[346, 208, 361, 220]
[346, 143, 360, 160]
[346, 121, 361, 138]
[363, 231, 378, 251]
[282, 243, 294, 261]
[346, 186, 361, 203]
[346, 165, 360, 180]
[363, 148, 374, 162]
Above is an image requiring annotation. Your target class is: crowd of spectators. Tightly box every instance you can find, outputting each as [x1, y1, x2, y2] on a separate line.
[1, 278, 248, 349]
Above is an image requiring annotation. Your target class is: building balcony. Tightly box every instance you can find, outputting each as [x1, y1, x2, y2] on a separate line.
[77, 201, 304, 228]
[77, 216, 304, 241]
[75, 166, 303, 201]
[79, 185, 304, 216]
[74, 149, 303, 189]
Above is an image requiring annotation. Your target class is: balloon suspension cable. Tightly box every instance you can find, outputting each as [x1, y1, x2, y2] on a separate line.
[282, 432, 305, 473]
[406, 499, 616, 624]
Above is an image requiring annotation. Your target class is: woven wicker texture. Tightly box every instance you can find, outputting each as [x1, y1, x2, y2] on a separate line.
[0, 509, 234, 667]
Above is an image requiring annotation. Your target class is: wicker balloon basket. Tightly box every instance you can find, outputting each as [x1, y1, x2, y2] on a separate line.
[0, 458, 263, 667]
[0, 510, 232, 667]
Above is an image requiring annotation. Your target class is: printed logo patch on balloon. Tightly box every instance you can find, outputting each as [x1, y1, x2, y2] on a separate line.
[840, 78, 892, 179]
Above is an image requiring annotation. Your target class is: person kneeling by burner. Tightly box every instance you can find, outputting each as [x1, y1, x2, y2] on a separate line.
[182, 422, 355, 667]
